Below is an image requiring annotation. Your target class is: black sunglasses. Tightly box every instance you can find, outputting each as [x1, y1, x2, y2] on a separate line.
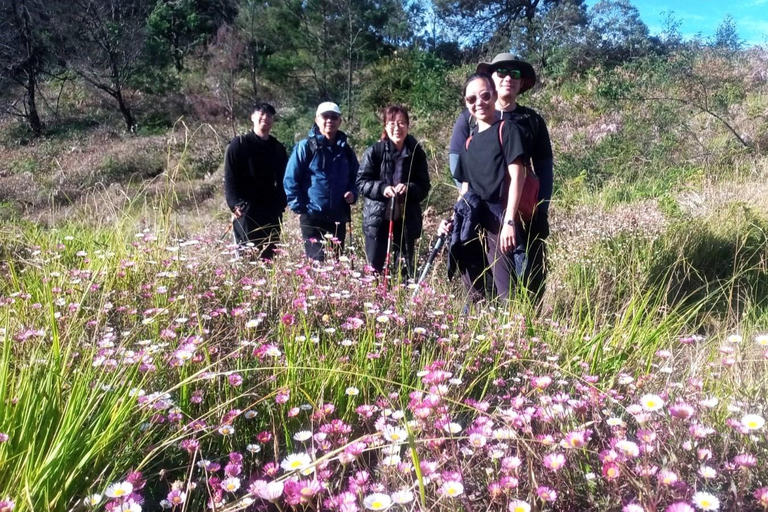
[465, 91, 493, 104]
[495, 68, 522, 79]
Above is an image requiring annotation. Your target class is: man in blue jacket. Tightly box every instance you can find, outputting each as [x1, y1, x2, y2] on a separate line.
[284, 102, 359, 261]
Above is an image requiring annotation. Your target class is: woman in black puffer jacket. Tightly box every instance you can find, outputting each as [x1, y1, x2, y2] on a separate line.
[357, 105, 431, 276]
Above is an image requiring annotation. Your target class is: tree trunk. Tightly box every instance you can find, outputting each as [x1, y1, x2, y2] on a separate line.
[115, 89, 136, 132]
[172, 33, 184, 72]
[249, 43, 259, 101]
[15, 0, 43, 136]
[346, 33, 353, 118]
[524, 0, 540, 22]
[25, 71, 42, 136]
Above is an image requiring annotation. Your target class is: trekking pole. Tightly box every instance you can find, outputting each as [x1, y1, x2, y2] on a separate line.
[347, 204, 355, 251]
[220, 220, 233, 241]
[401, 221, 414, 280]
[225, 214, 244, 260]
[347, 209, 355, 270]
[382, 196, 396, 291]
[410, 233, 446, 301]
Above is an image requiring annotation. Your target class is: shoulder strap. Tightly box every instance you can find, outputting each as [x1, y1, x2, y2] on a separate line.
[308, 136, 356, 167]
[465, 120, 505, 151]
[467, 112, 477, 137]
[306, 137, 318, 160]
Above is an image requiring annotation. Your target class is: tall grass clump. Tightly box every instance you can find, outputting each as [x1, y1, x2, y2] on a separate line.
[551, 202, 768, 333]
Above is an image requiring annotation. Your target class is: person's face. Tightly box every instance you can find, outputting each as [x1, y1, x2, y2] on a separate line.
[385, 113, 409, 147]
[315, 112, 341, 140]
[251, 110, 274, 135]
[464, 78, 497, 123]
[492, 67, 522, 101]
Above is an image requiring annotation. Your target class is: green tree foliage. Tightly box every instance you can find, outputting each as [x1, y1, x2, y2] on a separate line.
[361, 48, 454, 114]
[586, 0, 651, 65]
[658, 11, 683, 51]
[146, 0, 237, 72]
[242, 0, 411, 115]
[433, 0, 578, 49]
[712, 14, 741, 53]
[510, 0, 655, 77]
[357, 47, 458, 146]
[509, 1, 588, 72]
[0, 0, 57, 136]
[234, 0, 289, 102]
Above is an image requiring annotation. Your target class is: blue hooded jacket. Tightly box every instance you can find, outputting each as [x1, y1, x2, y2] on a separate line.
[284, 125, 359, 222]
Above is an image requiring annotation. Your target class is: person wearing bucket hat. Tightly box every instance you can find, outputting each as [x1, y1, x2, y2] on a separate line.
[446, 53, 553, 302]
[475, 53, 537, 95]
[284, 101, 359, 261]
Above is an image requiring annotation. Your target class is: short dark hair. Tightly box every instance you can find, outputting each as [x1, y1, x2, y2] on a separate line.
[380, 105, 410, 141]
[251, 102, 276, 116]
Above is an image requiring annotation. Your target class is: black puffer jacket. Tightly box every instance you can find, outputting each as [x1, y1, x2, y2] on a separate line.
[357, 135, 431, 239]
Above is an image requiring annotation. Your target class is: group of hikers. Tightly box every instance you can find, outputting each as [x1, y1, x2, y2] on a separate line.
[223, 53, 553, 303]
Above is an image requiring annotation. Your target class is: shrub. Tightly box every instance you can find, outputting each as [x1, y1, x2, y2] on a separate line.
[88, 145, 166, 187]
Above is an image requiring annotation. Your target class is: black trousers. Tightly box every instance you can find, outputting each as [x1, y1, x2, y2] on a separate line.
[364, 220, 415, 277]
[460, 207, 549, 302]
[299, 214, 347, 261]
[232, 210, 282, 260]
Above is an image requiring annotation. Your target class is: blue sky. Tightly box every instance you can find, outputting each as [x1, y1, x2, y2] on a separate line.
[585, 0, 768, 46]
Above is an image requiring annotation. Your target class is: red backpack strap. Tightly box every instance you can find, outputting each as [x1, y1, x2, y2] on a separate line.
[465, 134, 472, 150]
[498, 119, 534, 176]
[497, 120, 509, 168]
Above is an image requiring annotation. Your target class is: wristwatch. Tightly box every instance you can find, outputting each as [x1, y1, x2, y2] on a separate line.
[506, 219, 515, 227]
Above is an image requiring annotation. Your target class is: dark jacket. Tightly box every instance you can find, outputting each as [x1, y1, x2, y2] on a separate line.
[284, 125, 359, 222]
[356, 135, 430, 239]
[448, 189, 482, 279]
[224, 132, 288, 214]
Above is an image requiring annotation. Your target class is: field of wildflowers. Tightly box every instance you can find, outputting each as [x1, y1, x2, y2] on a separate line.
[1, 47, 767, 512]
[2, 194, 768, 512]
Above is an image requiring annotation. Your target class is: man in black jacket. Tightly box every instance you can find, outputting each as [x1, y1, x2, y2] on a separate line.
[224, 102, 288, 259]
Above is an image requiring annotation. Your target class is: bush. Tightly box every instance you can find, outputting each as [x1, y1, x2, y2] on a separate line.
[89, 145, 165, 187]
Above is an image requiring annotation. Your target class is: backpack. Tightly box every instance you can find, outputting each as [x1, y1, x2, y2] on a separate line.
[467, 108, 540, 157]
[303, 135, 357, 221]
[305, 136, 357, 170]
[465, 120, 540, 223]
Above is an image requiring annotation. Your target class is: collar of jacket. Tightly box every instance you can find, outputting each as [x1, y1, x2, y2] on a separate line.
[309, 124, 350, 149]
[383, 134, 418, 153]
